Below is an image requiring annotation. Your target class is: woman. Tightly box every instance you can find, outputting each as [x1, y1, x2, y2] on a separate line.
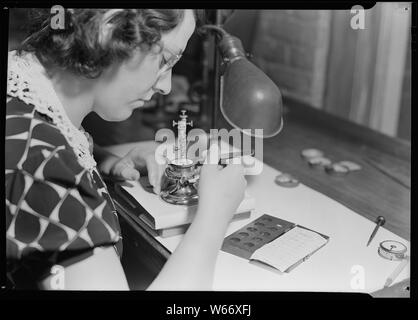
[6, 8, 247, 290]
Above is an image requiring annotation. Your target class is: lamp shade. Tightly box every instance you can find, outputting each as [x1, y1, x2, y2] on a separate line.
[216, 30, 283, 138]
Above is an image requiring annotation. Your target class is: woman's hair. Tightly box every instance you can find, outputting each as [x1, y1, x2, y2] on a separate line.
[19, 9, 207, 78]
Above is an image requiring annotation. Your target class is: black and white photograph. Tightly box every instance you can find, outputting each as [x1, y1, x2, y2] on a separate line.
[2, 1, 413, 304]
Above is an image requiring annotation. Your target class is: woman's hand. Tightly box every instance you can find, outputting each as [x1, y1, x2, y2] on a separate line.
[97, 143, 166, 194]
[197, 144, 247, 223]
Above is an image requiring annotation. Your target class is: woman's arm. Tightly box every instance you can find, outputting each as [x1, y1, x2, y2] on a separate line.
[93, 143, 122, 170]
[148, 157, 247, 291]
[39, 163, 245, 291]
[39, 145, 244, 291]
[40, 246, 129, 290]
[39, 209, 228, 291]
[147, 205, 232, 291]
[94, 141, 160, 173]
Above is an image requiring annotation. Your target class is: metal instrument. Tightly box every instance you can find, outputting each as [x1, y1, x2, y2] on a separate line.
[367, 216, 385, 246]
[160, 110, 198, 205]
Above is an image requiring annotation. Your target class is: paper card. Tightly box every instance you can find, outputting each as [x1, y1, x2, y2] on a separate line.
[250, 226, 329, 272]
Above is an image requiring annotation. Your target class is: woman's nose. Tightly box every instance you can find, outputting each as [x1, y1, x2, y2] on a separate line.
[153, 70, 172, 95]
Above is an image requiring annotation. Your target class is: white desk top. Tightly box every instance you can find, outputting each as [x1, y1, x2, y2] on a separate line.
[106, 142, 410, 294]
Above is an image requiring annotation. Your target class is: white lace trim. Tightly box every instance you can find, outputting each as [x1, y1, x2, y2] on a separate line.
[7, 50, 97, 173]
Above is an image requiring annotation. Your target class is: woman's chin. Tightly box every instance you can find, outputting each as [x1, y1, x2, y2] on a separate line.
[97, 110, 132, 122]
[114, 112, 133, 122]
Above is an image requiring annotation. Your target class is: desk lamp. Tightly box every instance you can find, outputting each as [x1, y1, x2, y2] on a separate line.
[201, 24, 284, 138]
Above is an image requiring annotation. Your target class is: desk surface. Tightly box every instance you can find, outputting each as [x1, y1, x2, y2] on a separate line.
[104, 99, 410, 295]
[260, 98, 410, 241]
[117, 159, 410, 294]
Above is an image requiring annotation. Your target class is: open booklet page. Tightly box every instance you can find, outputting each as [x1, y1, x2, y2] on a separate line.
[250, 226, 328, 272]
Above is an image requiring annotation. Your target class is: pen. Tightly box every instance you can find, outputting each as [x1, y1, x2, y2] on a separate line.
[384, 255, 409, 288]
[367, 216, 385, 246]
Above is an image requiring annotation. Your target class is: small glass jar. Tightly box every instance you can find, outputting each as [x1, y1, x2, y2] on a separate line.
[160, 161, 201, 205]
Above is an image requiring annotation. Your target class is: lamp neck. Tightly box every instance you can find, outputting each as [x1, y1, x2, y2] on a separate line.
[217, 33, 246, 63]
[200, 24, 247, 63]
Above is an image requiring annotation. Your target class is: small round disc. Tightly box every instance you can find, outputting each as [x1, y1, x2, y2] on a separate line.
[380, 240, 407, 254]
[336, 160, 362, 171]
[378, 240, 407, 261]
[275, 173, 300, 188]
[301, 148, 324, 160]
[308, 156, 332, 168]
[325, 163, 349, 176]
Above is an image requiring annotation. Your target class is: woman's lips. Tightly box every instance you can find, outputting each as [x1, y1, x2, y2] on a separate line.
[128, 100, 145, 109]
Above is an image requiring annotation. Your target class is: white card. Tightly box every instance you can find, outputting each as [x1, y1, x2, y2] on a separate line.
[250, 226, 328, 272]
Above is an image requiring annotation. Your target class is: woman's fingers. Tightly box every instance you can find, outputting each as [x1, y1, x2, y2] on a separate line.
[111, 157, 140, 181]
[146, 155, 166, 194]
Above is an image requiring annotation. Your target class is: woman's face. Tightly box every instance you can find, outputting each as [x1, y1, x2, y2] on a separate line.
[92, 9, 196, 121]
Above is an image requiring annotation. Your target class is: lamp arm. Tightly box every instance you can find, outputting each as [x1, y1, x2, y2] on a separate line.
[199, 24, 247, 64]
[199, 24, 228, 37]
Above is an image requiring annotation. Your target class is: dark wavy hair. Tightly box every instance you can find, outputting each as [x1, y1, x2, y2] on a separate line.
[18, 9, 207, 78]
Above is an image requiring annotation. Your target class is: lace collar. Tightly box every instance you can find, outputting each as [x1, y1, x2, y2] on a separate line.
[7, 50, 97, 173]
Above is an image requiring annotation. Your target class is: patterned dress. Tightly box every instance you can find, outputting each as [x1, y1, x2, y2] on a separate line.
[6, 51, 123, 289]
